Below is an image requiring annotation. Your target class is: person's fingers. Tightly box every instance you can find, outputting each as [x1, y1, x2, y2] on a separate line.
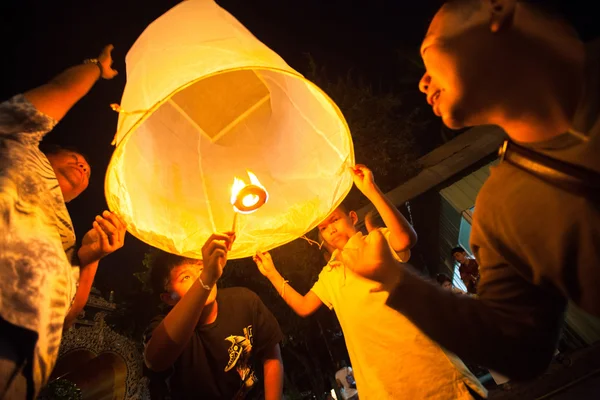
[100, 44, 114, 59]
[98, 45, 118, 78]
[212, 249, 227, 269]
[93, 221, 110, 249]
[103, 210, 125, 231]
[100, 212, 123, 244]
[95, 215, 118, 245]
[206, 240, 228, 257]
[212, 248, 226, 259]
[202, 233, 231, 251]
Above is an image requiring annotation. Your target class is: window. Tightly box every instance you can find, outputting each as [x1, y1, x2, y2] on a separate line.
[453, 206, 475, 292]
[452, 265, 468, 292]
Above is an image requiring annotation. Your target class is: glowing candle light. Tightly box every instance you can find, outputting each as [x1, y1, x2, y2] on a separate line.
[230, 171, 268, 232]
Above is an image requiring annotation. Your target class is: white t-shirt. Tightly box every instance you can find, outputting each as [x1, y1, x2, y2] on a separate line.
[311, 228, 487, 400]
[335, 366, 358, 399]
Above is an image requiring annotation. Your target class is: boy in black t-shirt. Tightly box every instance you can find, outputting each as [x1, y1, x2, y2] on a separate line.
[143, 233, 284, 400]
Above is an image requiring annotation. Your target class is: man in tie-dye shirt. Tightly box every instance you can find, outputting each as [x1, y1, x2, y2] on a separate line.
[0, 45, 126, 399]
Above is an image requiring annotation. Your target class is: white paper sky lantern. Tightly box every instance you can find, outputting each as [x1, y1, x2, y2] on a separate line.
[105, 0, 354, 259]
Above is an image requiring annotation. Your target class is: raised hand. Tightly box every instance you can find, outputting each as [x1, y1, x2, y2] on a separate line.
[98, 44, 118, 79]
[253, 251, 278, 279]
[200, 232, 235, 286]
[78, 211, 126, 266]
[350, 164, 378, 197]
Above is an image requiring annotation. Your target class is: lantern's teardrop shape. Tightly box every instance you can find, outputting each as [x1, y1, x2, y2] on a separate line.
[105, 0, 354, 259]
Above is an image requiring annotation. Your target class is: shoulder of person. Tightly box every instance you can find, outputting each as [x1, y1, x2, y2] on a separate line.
[0, 94, 56, 137]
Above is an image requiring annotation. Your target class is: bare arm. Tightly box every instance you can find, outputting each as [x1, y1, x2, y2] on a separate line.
[351, 165, 417, 252]
[348, 229, 564, 380]
[24, 45, 117, 122]
[386, 267, 564, 380]
[65, 211, 126, 329]
[254, 252, 323, 317]
[145, 233, 234, 371]
[64, 261, 99, 329]
[262, 344, 284, 400]
[367, 186, 417, 252]
[145, 278, 213, 371]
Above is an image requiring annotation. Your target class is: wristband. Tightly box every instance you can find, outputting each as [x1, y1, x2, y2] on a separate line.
[83, 58, 103, 78]
[198, 275, 212, 291]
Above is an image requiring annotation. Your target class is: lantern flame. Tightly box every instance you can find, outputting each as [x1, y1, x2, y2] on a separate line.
[230, 177, 247, 205]
[247, 171, 263, 187]
[230, 171, 268, 213]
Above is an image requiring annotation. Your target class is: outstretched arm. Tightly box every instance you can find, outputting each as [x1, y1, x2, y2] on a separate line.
[24, 45, 118, 122]
[350, 229, 564, 380]
[145, 233, 234, 371]
[351, 165, 417, 252]
[254, 252, 323, 317]
[64, 211, 126, 329]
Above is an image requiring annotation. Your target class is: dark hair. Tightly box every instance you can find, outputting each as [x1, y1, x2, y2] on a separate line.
[39, 143, 91, 166]
[443, 0, 564, 21]
[442, 0, 481, 19]
[451, 246, 466, 256]
[148, 249, 199, 295]
[335, 202, 351, 215]
[436, 273, 453, 286]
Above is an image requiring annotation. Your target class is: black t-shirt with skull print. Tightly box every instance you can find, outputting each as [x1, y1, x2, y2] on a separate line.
[144, 287, 283, 399]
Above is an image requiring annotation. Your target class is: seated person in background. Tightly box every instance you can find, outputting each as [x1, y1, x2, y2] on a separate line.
[335, 360, 358, 400]
[143, 233, 284, 400]
[254, 165, 487, 399]
[436, 273, 469, 295]
[451, 247, 480, 294]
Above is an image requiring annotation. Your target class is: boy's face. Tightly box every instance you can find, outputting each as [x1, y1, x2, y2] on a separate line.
[453, 251, 467, 263]
[318, 208, 358, 251]
[442, 281, 453, 290]
[162, 261, 217, 306]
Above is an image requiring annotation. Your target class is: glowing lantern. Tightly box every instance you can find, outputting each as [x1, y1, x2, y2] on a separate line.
[105, 0, 354, 259]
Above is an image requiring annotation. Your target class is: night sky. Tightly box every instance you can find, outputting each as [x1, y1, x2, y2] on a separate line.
[1, 0, 596, 299]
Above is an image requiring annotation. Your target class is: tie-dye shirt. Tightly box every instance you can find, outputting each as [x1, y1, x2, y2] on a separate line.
[0, 94, 80, 395]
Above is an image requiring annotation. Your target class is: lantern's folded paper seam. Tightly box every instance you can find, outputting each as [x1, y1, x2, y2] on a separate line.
[110, 103, 148, 146]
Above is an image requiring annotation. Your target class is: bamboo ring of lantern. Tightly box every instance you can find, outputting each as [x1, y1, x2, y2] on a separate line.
[233, 185, 268, 214]
[105, 0, 355, 260]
